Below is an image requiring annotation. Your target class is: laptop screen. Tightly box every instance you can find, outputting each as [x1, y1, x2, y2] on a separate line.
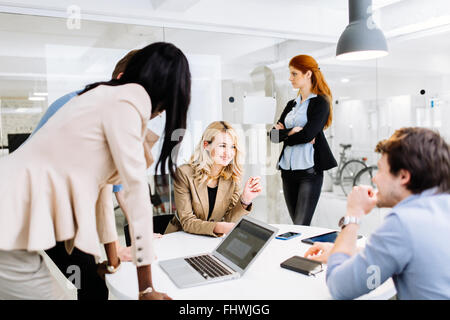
[215, 218, 275, 270]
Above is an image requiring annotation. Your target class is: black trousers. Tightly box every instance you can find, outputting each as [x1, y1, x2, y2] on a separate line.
[45, 242, 108, 300]
[281, 167, 324, 226]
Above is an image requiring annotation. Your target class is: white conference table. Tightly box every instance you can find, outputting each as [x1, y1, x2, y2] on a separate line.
[106, 224, 396, 300]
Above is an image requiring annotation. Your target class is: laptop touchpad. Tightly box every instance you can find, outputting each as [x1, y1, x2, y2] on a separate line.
[175, 263, 205, 286]
[161, 259, 206, 287]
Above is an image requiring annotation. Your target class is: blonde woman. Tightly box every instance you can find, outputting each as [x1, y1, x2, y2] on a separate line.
[165, 121, 262, 236]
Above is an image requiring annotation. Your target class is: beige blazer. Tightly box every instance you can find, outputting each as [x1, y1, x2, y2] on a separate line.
[0, 83, 156, 267]
[165, 164, 252, 236]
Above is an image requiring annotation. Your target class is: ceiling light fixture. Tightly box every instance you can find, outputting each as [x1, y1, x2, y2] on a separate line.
[28, 96, 46, 101]
[336, 0, 388, 61]
[33, 92, 48, 96]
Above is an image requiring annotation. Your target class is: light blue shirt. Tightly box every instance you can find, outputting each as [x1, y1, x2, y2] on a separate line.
[279, 93, 316, 170]
[113, 184, 123, 193]
[326, 188, 450, 300]
[31, 90, 81, 136]
[31, 89, 124, 192]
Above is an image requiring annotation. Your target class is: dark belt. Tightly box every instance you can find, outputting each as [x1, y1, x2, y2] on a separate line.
[304, 167, 316, 174]
[281, 167, 317, 175]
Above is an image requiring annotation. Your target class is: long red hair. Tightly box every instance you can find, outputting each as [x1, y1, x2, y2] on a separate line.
[289, 55, 333, 129]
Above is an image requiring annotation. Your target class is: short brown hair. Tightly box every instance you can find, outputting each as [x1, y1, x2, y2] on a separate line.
[111, 49, 139, 79]
[375, 127, 450, 194]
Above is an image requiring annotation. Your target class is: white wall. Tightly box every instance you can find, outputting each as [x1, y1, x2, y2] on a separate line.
[45, 47, 224, 174]
[45, 44, 128, 108]
[175, 54, 222, 166]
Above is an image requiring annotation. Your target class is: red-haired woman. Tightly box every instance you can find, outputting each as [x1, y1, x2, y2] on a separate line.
[270, 55, 337, 225]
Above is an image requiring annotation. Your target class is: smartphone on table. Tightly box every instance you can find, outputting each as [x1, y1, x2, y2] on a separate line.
[276, 231, 302, 240]
[301, 231, 362, 245]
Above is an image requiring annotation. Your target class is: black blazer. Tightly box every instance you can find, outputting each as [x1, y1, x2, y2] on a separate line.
[269, 95, 337, 171]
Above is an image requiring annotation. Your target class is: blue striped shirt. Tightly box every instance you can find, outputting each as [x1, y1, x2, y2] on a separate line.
[31, 90, 81, 136]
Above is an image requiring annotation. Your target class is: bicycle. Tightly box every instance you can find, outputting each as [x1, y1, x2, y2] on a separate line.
[353, 165, 378, 189]
[327, 143, 368, 196]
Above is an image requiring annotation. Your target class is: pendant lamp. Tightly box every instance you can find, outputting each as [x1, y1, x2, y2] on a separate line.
[336, 0, 388, 60]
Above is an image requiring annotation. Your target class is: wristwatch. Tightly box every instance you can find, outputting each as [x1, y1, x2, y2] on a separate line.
[338, 216, 361, 229]
[106, 258, 121, 274]
[139, 286, 153, 298]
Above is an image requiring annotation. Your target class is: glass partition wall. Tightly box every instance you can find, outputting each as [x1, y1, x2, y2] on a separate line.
[1, 12, 449, 236]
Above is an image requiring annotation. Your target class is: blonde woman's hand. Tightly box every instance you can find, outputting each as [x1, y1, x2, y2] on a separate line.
[241, 176, 263, 204]
[214, 222, 235, 235]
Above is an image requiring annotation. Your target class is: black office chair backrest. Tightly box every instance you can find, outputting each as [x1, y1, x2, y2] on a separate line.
[153, 214, 175, 234]
[7, 133, 31, 153]
[123, 214, 175, 247]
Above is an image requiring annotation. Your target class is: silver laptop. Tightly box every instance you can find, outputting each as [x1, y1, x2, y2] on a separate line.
[159, 216, 278, 288]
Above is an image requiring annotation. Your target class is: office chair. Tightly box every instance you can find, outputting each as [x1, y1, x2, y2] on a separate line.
[124, 214, 174, 247]
[122, 177, 177, 246]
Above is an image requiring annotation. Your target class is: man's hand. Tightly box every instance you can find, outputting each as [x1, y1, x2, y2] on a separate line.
[143, 129, 160, 168]
[117, 234, 162, 263]
[117, 244, 132, 262]
[347, 185, 378, 218]
[304, 242, 334, 263]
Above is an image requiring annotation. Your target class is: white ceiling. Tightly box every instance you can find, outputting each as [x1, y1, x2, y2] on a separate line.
[0, 0, 450, 101]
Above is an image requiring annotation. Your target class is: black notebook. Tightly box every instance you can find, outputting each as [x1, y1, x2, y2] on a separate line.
[280, 255, 323, 276]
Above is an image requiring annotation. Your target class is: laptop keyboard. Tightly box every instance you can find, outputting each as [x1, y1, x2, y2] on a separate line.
[185, 254, 233, 279]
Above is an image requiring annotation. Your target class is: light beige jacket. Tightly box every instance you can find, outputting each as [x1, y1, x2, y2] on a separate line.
[0, 83, 156, 267]
[165, 164, 252, 236]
